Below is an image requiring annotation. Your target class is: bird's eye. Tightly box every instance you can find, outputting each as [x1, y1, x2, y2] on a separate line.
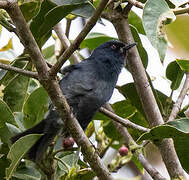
[111, 44, 116, 50]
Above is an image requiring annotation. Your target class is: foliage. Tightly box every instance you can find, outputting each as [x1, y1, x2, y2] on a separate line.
[0, 0, 189, 179]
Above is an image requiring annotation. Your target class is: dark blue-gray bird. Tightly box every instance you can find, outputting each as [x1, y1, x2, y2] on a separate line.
[11, 40, 136, 162]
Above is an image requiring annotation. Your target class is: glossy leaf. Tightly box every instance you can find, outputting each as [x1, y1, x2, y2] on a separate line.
[117, 83, 146, 118]
[20, 1, 42, 22]
[30, 0, 92, 47]
[166, 60, 184, 90]
[138, 118, 189, 173]
[37, 4, 80, 39]
[23, 87, 49, 129]
[13, 166, 41, 180]
[0, 56, 27, 86]
[52, 0, 95, 18]
[30, 0, 55, 47]
[3, 63, 31, 112]
[130, 25, 148, 68]
[112, 100, 136, 118]
[0, 143, 10, 179]
[128, 11, 145, 35]
[42, 45, 55, 59]
[142, 0, 176, 61]
[6, 134, 42, 180]
[0, 99, 15, 128]
[80, 32, 115, 50]
[176, 59, 189, 72]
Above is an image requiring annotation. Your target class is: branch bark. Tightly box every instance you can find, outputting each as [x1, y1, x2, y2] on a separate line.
[0, 63, 38, 79]
[168, 73, 189, 122]
[104, 104, 166, 180]
[4, 1, 113, 180]
[50, 0, 109, 76]
[106, 9, 186, 179]
[100, 107, 149, 132]
[53, 23, 81, 64]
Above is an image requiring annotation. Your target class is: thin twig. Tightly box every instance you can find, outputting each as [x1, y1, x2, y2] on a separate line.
[65, 18, 72, 38]
[0, 63, 38, 79]
[138, 153, 167, 180]
[173, 6, 189, 15]
[106, 5, 186, 179]
[5, 1, 113, 180]
[126, 0, 189, 16]
[127, 0, 144, 9]
[50, 0, 110, 76]
[100, 107, 149, 132]
[168, 73, 189, 122]
[104, 104, 166, 180]
[53, 23, 81, 64]
[0, 1, 8, 8]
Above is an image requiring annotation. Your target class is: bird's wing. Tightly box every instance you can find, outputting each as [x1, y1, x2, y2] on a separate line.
[61, 64, 78, 75]
[60, 63, 96, 96]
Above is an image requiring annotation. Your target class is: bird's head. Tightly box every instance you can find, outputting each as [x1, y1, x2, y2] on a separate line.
[91, 40, 136, 67]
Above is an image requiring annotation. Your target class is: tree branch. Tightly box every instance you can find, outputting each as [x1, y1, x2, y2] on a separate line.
[126, 0, 189, 16]
[173, 6, 189, 15]
[4, 1, 113, 180]
[49, 0, 109, 76]
[0, 1, 8, 8]
[53, 23, 81, 64]
[168, 73, 189, 122]
[0, 63, 38, 79]
[104, 104, 166, 180]
[106, 8, 186, 179]
[137, 153, 167, 180]
[100, 107, 149, 132]
[126, 0, 144, 9]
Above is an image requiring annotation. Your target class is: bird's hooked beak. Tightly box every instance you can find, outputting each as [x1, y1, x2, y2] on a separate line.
[120, 42, 137, 55]
[124, 42, 137, 51]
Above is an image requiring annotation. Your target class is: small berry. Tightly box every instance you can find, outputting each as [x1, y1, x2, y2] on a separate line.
[62, 137, 75, 148]
[119, 145, 128, 156]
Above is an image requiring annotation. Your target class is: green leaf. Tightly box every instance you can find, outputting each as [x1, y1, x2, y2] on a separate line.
[167, 118, 189, 132]
[20, 1, 42, 22]
[0, 99, 15, 128]
[130, 25, 148, 68]
[103, 118, 123, 140]
[142, 0, 176, 61]
[166, 60, 184, 90]
[176, 59, 189, 72]
[138, 118, 189, 173]
[0, 56, 27, 86]
[128, 11, 145, 35]
[112, 100, 136, 118]
[117, 83, 146, 118]
[52, 0, 95, 18]
[6, 134, 42, 180]
[30, 0, 55, 47]
[30, 0, 91, 47]
[75, 169, 96, 180]
[13, 166, 41, 180]
[42, 45, 55, 59]
[58, 152, 79, 171]
[0, 125, 13, 146]
[3, 62, 31, 112]
[23, 87, 49, 129]
[80, 32, 115, 50]
[0, 143, 10, 179]
[37, 4, 80, 39]
[71, 2, 95, 18]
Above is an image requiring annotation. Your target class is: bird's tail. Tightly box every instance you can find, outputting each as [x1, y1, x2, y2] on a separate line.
[11, 114, 63, 162]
